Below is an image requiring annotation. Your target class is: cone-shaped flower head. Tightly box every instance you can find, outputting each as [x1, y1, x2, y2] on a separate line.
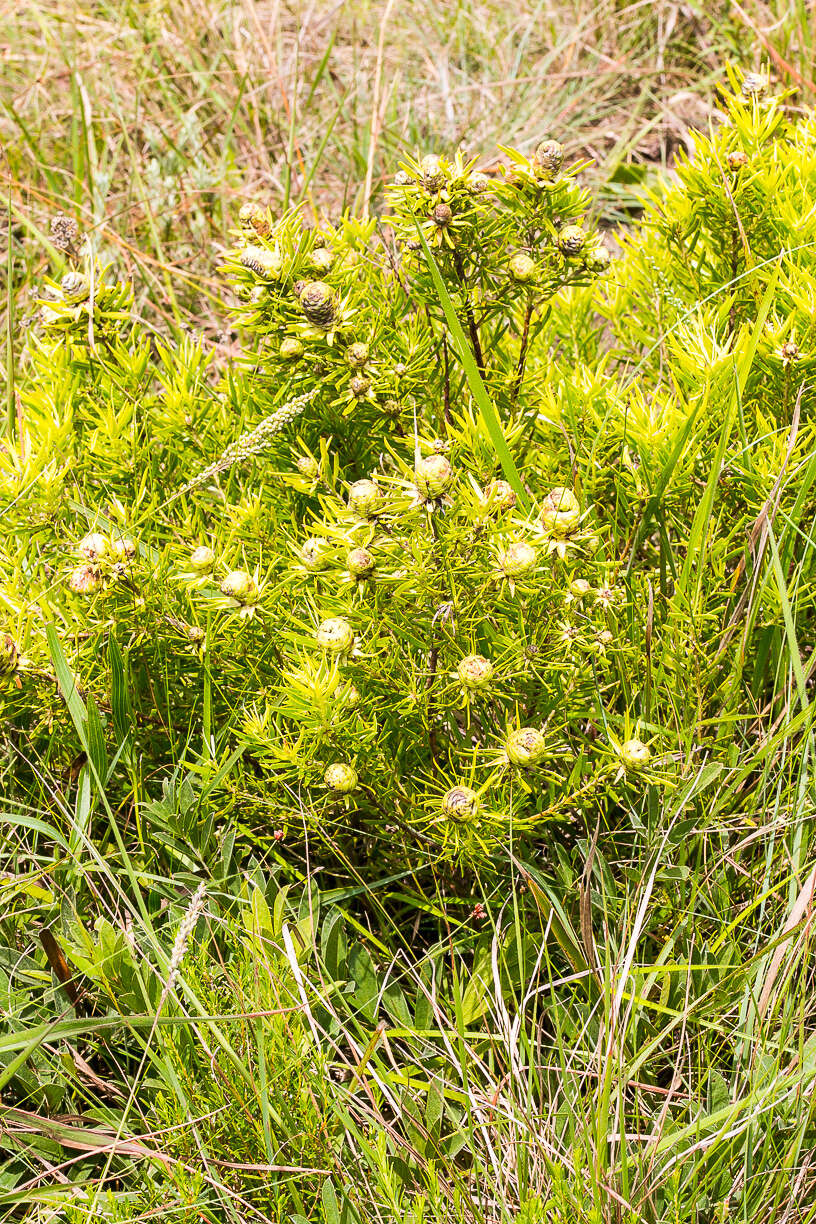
[540, 487, 581, 537]
[324, 762, 358, 793]
[316, 617, 354, 654]
[415, 454, 452, 500]
[300, 281, 337, 329]
[442, 786, 480, 821]
[220, 570, 257, 603]
[457, 654, 494, 691]
[505, 727, 547, 767]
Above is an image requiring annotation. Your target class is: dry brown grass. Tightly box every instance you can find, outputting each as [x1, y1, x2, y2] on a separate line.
[1, 0, 813, 331]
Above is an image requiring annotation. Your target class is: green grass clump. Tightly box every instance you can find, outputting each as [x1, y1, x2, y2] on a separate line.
[3, 63, 816, 1224]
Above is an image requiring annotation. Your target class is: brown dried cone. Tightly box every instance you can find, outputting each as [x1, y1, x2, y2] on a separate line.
[420, 155, 445, 192]
[0, 633, 20, 678]
[532, 139, 564, 180]
[300, 281, 337, 329]
[51, 214, 80, 255]
[433, 203, 453, 228]
[238, 203, 271, 238]
[741, 72, 767, 98]
[558, 226, 586, 257]
[349, 376, 370, 397]
[61, 272, 90, 304]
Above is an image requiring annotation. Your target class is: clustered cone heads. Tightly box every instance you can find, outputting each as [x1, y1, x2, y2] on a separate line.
[27, 114, 671, 882]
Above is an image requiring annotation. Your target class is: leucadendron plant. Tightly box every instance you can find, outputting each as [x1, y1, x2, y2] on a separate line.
[1, 72, 812, 873]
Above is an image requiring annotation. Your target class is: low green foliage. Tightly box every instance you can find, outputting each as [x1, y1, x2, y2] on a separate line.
[3, 67, 816, 1223]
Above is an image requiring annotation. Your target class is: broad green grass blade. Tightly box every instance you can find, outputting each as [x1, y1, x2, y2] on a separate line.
[413, 218, 530, 510]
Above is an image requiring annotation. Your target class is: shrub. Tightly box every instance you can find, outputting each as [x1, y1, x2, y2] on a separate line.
[3, 72, 816, 881]
[4, 66, 816, 1224]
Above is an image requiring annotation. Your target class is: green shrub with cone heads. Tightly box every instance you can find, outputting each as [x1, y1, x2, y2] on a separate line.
[3, 72, 815, 879]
